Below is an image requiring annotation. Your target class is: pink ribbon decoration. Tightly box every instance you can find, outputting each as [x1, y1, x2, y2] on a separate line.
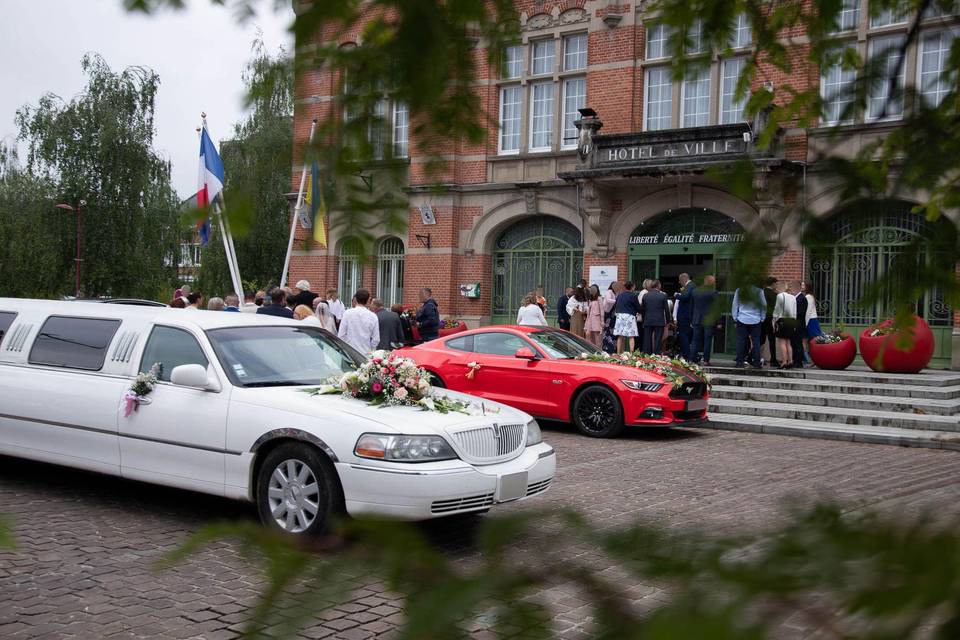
[121, 391, 139, 418]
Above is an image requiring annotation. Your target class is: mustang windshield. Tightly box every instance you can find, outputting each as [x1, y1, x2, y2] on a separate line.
[206, 326, 364, 387]
[528, 330, 602, 359]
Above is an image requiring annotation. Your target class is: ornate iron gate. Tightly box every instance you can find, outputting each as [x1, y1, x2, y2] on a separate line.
[492, 216, 583, 324]
[810, 204, 953, 365]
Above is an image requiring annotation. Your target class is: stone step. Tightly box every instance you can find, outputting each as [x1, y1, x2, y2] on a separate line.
[709, 385, 960, 416]
[701, 414, 960, 451]
[709, 374, 960, 400]
[705, 365, 960, 388]
[708, 398, 960, 432]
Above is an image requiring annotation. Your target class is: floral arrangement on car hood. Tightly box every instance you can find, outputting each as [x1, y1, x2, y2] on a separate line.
[575, 351, 709, 390]
[303, 351, 484, 415]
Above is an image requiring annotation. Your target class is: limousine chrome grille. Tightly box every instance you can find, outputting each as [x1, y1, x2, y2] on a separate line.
[4, 324, 32, 352]
[450, 422, 526, 463]
[110, 331, 140, 363]
[430, 492, 495, 514]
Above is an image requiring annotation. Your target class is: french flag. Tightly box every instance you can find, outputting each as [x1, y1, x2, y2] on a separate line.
[196, 124, 225, 245]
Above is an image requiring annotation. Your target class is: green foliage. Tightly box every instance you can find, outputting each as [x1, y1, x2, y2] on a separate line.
[10, 54, 181, 299]
[196, 40, 295, 296]
[165, 502, 960, 638]
[0, 515, 14, 549]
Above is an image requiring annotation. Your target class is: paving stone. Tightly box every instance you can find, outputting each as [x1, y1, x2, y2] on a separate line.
[5, 430, 960, 639]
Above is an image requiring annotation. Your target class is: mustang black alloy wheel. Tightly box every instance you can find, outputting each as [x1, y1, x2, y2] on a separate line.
[572, 384, 624, 438]
[256, 442, 341, 535]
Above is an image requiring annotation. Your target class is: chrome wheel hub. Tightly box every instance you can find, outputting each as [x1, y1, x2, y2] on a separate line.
[267, 459, 320, 533]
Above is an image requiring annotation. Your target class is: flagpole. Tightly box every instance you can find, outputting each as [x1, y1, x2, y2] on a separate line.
[201, 113, 244, 304]
[281, 118, 318, 288]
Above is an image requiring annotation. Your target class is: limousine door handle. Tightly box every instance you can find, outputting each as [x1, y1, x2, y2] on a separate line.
[136, 396, 153, 405]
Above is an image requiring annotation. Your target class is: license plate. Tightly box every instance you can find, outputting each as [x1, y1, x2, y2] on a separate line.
[496, 471, 528, 503]
[686, 398, 707, 412]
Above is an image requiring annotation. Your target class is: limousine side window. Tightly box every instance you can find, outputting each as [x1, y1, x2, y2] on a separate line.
[28, 316, 122, 371]
[0, 311, 16, 343]
[139, 326, 209, 382]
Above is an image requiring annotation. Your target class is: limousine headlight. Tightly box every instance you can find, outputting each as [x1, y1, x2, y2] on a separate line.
[526, 419, 542, 446]
[354, 433, 458, 462]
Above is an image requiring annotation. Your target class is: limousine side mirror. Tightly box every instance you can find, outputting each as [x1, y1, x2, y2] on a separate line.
[170, 364, 220, 391]
[514, 347, 538, 361]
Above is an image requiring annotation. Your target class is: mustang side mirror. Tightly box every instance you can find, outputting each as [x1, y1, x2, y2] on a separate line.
[514, 347, 538, 360]
[170, 364, 221, 391]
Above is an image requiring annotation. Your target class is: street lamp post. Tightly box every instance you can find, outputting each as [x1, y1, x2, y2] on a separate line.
[55, 200, 86, 299]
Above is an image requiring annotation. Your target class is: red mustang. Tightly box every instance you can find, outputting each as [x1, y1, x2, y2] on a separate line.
[394, 326, 708, 438]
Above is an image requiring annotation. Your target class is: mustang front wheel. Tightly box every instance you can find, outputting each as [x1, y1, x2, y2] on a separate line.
[572, 385, 624, 438]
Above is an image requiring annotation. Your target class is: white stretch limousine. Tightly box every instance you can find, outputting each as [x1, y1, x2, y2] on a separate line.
[0, 299, 555, 534]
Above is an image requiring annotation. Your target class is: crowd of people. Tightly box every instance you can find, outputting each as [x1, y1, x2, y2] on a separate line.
[167, 281, 442, 356]
[515, 275, 824, 369]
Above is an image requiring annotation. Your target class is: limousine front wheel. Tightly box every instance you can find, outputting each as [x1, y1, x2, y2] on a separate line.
[257, 443, 338, 535]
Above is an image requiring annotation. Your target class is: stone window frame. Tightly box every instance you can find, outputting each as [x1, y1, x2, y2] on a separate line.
[817, 1, 959, 127]
[640, 13, 754, 132]
[495, 28, 588, 156]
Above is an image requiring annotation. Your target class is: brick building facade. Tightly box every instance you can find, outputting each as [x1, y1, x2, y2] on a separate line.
[289, 1, 959, 366]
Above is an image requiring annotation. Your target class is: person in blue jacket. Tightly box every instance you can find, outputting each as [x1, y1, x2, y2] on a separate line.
[416, 287, 440, 342]
[675, 273, 695, 360]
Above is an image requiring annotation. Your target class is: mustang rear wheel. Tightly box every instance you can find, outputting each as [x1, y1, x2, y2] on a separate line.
[256, 443, 340, 535]
[572, 385, 624, 438]
[428, 371, 445, 388]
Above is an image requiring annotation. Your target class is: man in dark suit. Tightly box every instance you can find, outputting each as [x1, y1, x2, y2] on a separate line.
[791, 280, 808, 368]
[761, 276, 780, 367]
[690, 275, 718, 365]
[556, 287, 573, 331]
[256, 288, 295, 318]
[639, 280, 670, 355]
[675, 273, 695, 360]
[371, 298, 405, 350]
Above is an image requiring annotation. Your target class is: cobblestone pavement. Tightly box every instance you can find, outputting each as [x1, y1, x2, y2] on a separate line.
[4, 425, 960, 639]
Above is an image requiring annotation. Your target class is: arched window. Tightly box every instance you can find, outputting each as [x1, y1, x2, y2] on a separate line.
[338, 238, 363, 297]
[377, 237, 404, 307]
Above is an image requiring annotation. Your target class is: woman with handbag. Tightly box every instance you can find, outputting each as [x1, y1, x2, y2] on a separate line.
[772, 281, 799, 369]
[601, 281, 621, 353]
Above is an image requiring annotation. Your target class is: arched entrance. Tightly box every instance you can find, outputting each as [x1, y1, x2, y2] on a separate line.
[492, 215, 583, 324]
[809, 201, 954, 366]
[629, 208, 746, 355]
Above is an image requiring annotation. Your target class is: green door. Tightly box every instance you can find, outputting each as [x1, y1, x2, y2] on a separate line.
[492, 216, 584, 325]
[809, 203, 954, 368]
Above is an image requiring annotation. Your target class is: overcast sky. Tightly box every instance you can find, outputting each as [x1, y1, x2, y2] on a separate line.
[0, 0, 293, 199]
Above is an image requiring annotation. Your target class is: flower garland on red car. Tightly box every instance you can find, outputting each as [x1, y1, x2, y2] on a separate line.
[303, 351, 483, 414]
[574, 351, 709, 390]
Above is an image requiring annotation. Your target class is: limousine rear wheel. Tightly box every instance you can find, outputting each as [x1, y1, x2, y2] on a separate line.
[257, 443, 338, 535]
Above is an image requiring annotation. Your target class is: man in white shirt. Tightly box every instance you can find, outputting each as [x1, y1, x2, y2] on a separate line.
[337, 289, 380, 355]
[326, 288, 346, 325]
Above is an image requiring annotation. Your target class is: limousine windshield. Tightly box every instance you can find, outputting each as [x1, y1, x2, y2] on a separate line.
[206, 326, 364, 387]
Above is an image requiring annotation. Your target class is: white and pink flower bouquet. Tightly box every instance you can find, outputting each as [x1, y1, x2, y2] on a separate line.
[305, 351, 476, 414]
[574, 351, 709, 390]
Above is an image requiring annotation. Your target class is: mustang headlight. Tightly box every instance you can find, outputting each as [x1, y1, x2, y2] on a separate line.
[621, 379, 664, 393]
[525, 419, 543, 446]
[354, 433, 457, 462]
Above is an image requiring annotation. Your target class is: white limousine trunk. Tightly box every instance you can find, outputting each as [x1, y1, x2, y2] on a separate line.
[0, 299, 555, 534]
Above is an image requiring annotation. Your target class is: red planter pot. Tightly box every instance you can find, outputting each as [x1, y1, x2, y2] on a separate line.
[859, 316, 935, 374]
[809, 335, 856, 370]
[438, 322, 468, 338]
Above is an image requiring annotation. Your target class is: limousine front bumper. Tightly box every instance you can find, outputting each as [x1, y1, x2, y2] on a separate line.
[337, 442, 556, 520]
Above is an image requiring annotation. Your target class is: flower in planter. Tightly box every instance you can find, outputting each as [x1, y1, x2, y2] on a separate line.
[813, 327, 850, 344]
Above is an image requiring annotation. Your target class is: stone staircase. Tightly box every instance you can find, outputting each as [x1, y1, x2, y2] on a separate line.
[701, 365, 960, 450]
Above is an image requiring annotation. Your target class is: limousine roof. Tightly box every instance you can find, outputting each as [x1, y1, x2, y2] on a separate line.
[0, 298, 303, 330]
